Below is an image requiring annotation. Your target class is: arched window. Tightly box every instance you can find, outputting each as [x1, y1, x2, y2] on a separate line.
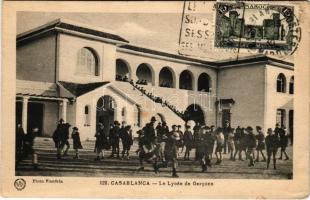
[289, 76, 294, 94]
[116, 59, 131, 81]
[277, 73, 286, 93]
[77, 47, 99, 76]
[198, 73, 211, 92]
[179, 70, 193, 90]
[84, 105, 91, 126]
[136, 63, 154, 85]
[159, 67, 175, 88]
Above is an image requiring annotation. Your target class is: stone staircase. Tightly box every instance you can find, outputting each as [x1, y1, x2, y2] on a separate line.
[111, 81, 185, 126]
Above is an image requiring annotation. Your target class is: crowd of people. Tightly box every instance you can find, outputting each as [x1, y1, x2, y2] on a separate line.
[135, 118, 291, 177]
[16, 117, 291, 177]
[115, 75, 129, 82]
[159, 82, 172, 88]
[129, 81, 185, 118]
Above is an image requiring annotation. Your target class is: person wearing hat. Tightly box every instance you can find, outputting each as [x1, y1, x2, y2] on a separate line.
[53, 118, 65, 159]
[233, 126, 242, 161]
[154, 125, 180, 177]
[183, 125, 193, 161]
[255, 126, 266, 162]
[109, 121, 121, 158]
[156, 121, 169, 163]
[94, 123, 109, 160]
[143, 117, 157, 147]
[71, 127, 83, 159]
[265, 128, 279, 169]
[200, 126, 213, 172]
[274, 123, 281, 138]
[193, 122, 201, 161]
[245, 126, 256, 167]
[223, 120, 233, 154]
[195, 126, 206, 165]
[120, 125, 133, 160]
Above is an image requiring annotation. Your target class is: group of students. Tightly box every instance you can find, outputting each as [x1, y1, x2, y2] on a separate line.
[52, 119, 134, 161]
[136, 118, 291, 177]
[94, 121, 133, 160]
[16, 116, 290, 176]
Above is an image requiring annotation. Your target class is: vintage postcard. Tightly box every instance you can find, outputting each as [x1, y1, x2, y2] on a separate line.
[1, 0, 310, 198]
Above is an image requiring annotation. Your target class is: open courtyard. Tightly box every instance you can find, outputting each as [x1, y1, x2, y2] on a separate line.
[16, 137, 293, 179]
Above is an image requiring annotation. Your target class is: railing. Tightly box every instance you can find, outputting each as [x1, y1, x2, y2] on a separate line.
[122, 80, 185, 120]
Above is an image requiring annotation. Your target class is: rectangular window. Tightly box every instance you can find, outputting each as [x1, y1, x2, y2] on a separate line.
[276, 109, 285, 127]
[84, 105, 90, 126]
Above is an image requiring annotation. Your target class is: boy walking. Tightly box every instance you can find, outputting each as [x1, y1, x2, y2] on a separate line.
[71, 127, 83, 159]
[215, 128, 224, 165]
[265, 128, 279, 169]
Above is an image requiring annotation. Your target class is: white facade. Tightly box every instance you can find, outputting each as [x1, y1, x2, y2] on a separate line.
[16, 19, 294, 140]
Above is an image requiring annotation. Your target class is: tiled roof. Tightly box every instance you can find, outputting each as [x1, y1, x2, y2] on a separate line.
[58, 81, 109, 97]
[119, 44, 216, 67]
[16, 93, 72, 101]
[17, 19, 128, 44]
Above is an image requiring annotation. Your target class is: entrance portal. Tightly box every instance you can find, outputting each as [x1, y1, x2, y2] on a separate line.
[184, 104, 205, 125]
[96, 96, 116, 134]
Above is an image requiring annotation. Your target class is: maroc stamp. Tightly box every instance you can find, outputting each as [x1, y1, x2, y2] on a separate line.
[214, 2, 301, 55]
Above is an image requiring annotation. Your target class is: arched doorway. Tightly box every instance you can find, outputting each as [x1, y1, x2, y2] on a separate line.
[155, 113, 166, 123]
[198, 73, 211, 92]
[179, 70, 193, 90]
[159, 67, 175, 88]
[136, 63, 154, 85]
[96, 95, 116, 133]
[116, 59, 131, 81]
[184, 104, 205, 125]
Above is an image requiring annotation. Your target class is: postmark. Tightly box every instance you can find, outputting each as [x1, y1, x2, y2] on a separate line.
[214, 2, 301, 56]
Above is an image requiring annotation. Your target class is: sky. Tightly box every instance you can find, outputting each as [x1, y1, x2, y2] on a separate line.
[16, 8, 293, 62]
[17, 11, 184, 53]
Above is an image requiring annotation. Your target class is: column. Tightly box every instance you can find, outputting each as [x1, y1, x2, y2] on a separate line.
[22, 96, 29, 132]
[175, 73, 180, 89]
[192, 74, 198, 91]
[153, 70, 159, 87]
[61, 99, 68, 123]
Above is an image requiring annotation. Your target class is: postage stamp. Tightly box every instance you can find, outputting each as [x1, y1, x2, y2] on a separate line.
[214, 2, 301, 55]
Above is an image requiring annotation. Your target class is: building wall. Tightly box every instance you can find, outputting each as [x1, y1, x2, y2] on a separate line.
[58, 34, 116, 84]
[115, 51, 218, 126]
[217, 64, 266, 129]
[73, 86, 138, 140]
[17, 34, 57, 83]
[264, 65, 294, 130]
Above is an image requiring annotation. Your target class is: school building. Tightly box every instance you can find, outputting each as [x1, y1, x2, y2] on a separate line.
[16, 19, 294, 140]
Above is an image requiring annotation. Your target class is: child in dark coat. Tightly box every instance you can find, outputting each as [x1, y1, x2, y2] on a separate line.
[71, 127, 83, 159]
[245, 126, 257, 167]
[120, 125, 133, 159]
[266, 128, 279, 169]
[255, 126, 266, 162]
